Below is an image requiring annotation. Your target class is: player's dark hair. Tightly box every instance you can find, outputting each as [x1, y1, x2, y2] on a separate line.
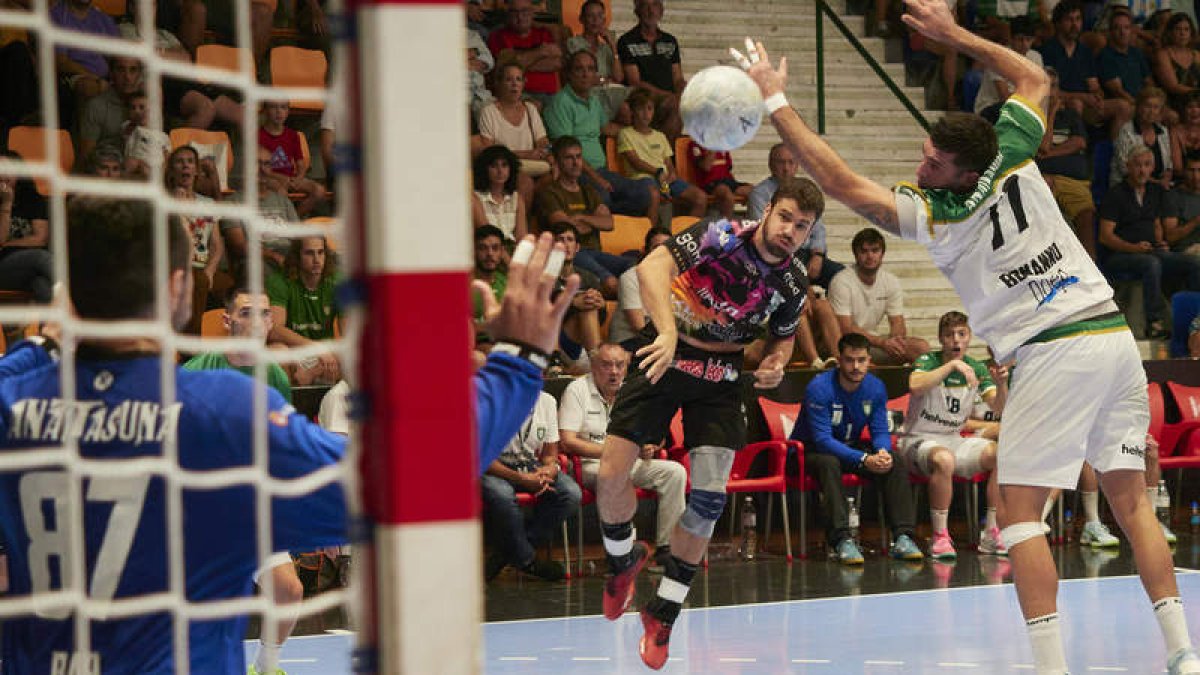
[1051, 0, 1082, 25]
[770, 177, 825, 220]
[472, 145, 520, 195]
[644, 226, 672, 252]
[838, 332, 871, 354]
[929, 112, 998, 177]
[851, 227, 886, 254]
[552, 135, 583, 161]
[475, 224, 505, 243]
[68, 198, 190, 319]
[938, 311, 970, 336]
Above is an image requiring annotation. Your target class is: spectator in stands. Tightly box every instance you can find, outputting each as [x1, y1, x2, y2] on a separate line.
[793, 332, 924, 565]
[78, 56, 143, 167]
[486, 0, 561, 103]
[0, 10, 39, 132]
[970, 0, 1040, 45]
[1040, 0, 1131, 137]
[0, 155, 52, 303]
[617, 0, 684, 139]
[1099, 10, 1154, 108]
[898, 311, 1009, 560]
[1153, 13, 1200, 120]
[828, 228, 928, 365]
[267, 235, 342, 347]
[565, 0, 630, 123]
[544, 50, 654, 220]
[608, 225, 671, 347]
[50, 0, 120, 103]
[1039, 67, 1098, 259]
[559, 342, 685, 568]
[686, 138, 752, 220]
[1099, 146, 1200, 338]
[551, 222, 605, 371]
[1112, 86, 1173, 188]
[533, 135, 629, 297]
[1189, 312, 1200, 356]
[87, 146, 124, 179]
[468, 27, 496, 115]
[122, 91, 171, 180]
[221, 146, 300, 285]
[472, 145, 529, 244]
[477, 62, 552, 204]
[481, 387, 580, 582]
[1165, 152, 1200, 256]
[165, 145, 226, 334]
[975, 17, 1042, 121]
[473, 224, 508, 350]
[259, 101, 328, 217]
[1172, 92, 1200, 171]
[617, 89, 706, 220]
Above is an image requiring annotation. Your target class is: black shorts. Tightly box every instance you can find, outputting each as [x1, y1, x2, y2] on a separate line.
[607, 328, 746, 450]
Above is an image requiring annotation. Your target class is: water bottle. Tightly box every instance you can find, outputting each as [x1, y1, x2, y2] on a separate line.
[847, 496, 860, 544]
[739, 496, 757, 561]
[1062, 509, 1073, 544]
[1157, 480, 1171, 527]
[1190, 501, 1199, 534]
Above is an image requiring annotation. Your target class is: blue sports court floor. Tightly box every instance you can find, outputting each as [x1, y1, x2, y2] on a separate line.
[249, 568, 1200, 673]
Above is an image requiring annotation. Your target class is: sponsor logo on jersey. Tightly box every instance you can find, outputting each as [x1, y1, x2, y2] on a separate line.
[672, 358, 738, 382]
[831, 404, 843, 427]
[1120, 442, 1145, 458]
[997, 242, 1064, 288]
[919, 408, 964, 430]
[7, 398, 183, 446]
[1033, 273, 1080, 308]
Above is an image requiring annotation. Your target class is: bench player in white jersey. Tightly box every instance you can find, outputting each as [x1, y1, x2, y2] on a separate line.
[898, 311, 1008, 560]
[735, 0, 1200, 670]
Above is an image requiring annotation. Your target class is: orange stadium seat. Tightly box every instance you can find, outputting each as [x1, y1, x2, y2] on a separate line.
[196, 44, 252, 78]
[600, 215, 651, 257]
[269, 46, 327, 112]
[94, 0, 126, 17]
[7, 126, 74, 196]
[200, 309, 228, 337]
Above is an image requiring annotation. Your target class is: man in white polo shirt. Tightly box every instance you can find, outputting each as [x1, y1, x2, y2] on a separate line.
[559, 342, 686, 565]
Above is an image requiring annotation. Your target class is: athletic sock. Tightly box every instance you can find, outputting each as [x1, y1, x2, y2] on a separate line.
[646, 556, 698, 626]
[931, 509, 949, 533]
[254, 639, 283, 673]
[1081, 490, 1101, 524]
[985, 507, 998, 530]
[601, 520, 636, 571]
[1154, 597, 1194, 655]
[1025, 613, 1069, 675]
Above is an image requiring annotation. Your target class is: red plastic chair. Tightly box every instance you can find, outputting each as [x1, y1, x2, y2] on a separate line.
[727, 421, 793, 562]
[1151, 383, 1200, 505]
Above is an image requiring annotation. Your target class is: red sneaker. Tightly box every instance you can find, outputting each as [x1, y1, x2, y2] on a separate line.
[602, 541, 649, 621]
[639, 608, 673, 670]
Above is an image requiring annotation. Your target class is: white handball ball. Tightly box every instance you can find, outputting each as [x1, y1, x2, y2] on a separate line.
[680, 65, 764, 152]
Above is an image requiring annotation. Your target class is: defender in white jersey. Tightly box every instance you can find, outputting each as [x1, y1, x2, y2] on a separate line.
[736, 1, 1200, 670]
[898, 311, 1009, 559]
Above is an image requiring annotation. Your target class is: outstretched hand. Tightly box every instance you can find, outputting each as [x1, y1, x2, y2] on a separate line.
[900, 0, 959, 44]
[476, 233, 579, 356]
[729, 38, 788, 101]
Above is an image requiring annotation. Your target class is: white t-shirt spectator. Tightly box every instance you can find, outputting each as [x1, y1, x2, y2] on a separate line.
[975, 49, 1043, 114]
[476, 101, 547, 154]
[318, 380, 351, 434]
[498, 391, 559, 471]
[607, 267, 642, 345]
[827, 265, 906, 334]
[474, 190, 520, 241]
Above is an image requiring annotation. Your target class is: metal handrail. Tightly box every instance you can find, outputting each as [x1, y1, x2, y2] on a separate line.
[815, 0, 929, 134]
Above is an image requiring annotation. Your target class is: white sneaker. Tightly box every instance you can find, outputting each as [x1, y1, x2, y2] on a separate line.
[1168, 647, 1200, 675]
[1080, 521, 1120, 548]
[978, 526, 1008, 556]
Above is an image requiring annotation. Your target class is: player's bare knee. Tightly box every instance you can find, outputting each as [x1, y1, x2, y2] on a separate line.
[980, 443, 997, 470]
[275, 565, 304, 604]
[930, 447, 955, 476]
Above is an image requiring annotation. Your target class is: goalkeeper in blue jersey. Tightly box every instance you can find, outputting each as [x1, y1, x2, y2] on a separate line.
[738, 1, 1200, 670]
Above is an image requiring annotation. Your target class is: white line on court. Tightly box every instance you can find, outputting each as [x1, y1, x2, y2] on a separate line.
[864, 660, 905, 665]
[791, 658, 832, 664]
[937, 663, 979, 668]
[497, 656, 538, 661]
[1086, 667, 1128, 672]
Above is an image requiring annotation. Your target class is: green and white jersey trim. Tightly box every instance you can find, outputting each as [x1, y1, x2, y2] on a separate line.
[892, 96, 1116, 363]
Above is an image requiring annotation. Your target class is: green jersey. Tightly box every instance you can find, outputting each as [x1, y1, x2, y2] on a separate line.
[903, 351, 994, 436]
[182, 351, 293, 403]
[266, 271, 341, 340]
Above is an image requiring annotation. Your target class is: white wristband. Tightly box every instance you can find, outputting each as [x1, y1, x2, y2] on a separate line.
[764, 92, 789, 114]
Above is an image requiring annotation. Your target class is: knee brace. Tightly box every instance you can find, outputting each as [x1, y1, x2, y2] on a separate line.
[679, 489, 727, 538]
[1000, 521, 1045, 551]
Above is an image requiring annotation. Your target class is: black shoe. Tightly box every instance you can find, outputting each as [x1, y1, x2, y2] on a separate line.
[484, 552, 508, 582]
[520, 558, 566, 581]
